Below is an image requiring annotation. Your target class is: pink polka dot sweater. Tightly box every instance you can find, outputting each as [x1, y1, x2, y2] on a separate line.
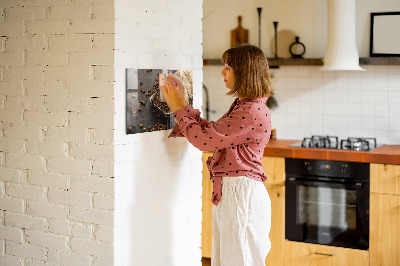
[169, 97, 272, 206]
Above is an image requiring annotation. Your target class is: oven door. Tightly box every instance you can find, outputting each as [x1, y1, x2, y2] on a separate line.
[285, 177, 369, 250]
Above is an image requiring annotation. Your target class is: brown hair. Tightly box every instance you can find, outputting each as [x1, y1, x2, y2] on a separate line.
[221, 44, 273, 99]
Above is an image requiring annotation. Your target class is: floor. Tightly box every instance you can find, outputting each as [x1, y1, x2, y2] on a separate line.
[202, 257, 211, 266]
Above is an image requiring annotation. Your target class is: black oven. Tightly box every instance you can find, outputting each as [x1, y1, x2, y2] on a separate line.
[285, 158, 369, 250]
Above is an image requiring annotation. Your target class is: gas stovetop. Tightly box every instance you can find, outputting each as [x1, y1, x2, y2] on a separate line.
[289, 135, 382, 151]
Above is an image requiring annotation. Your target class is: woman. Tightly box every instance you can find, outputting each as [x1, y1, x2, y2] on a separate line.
[161, 44, 273, 266]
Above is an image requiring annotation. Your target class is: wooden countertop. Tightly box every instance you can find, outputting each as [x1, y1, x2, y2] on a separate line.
[263, 139, 400, 165]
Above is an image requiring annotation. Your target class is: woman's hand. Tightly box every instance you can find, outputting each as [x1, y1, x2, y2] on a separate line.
[160, 75, 187, 113]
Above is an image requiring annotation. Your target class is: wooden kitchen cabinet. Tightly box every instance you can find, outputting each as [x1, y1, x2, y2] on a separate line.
[370, 163, 400, 195]
[201, 153, 286, 266]
[264, 184, 285, 266]
[370, 163, 400, 266]
[202, 152, 213, 258]
[284, 241, 369, 266]
[262, 156, 285, 266]
[370, 193, 400, 266]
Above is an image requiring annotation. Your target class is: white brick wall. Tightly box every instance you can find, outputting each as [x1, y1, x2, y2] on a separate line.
[114, 0, 203, 265]
[0, 0, 115, 265]
[1, 0, 204, 264]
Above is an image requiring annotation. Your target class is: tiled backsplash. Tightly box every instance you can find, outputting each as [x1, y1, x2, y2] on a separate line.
[203, 65, 400, 144]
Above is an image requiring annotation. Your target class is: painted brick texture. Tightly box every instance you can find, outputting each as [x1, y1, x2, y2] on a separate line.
[113, 0, 203, 265]
[0, 0, 115, 265]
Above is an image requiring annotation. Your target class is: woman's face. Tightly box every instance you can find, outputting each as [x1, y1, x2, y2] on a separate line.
[221, 64, 235, 89]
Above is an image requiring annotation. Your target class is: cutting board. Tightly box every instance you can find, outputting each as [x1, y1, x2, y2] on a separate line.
[231, 16, 249, 48]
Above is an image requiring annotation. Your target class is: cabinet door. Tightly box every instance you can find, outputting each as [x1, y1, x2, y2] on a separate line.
[284, 241, 369, 266]
[202, 152, 213, 258]
[265, 184, 284, 266]
[370, 193, 400, 266]
[370, 163, 400, 195]
[262, 156, 285, 185]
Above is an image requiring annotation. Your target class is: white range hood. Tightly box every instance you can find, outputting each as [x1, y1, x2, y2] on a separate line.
[320, 0, 365, 71]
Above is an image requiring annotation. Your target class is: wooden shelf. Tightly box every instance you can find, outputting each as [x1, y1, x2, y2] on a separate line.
[203, 57, 400, 67]
[359, 57, 400, 65]
[203, 58, 323, 67]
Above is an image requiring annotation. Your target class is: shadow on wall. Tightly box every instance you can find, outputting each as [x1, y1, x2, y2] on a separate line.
[128, 130, 190, 265]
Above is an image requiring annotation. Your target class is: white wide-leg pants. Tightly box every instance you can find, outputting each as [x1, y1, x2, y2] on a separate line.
[211, 176, 272, 266]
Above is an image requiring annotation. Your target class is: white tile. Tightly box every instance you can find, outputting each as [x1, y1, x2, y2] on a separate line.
[348, 76, 362, 91]
[274, 127, 287, 139]
[374, 130, 389, 144]
[361, 75, 374, 91]
[287, 113, 300, 127]
[311, 102, 324, 113]
[286, 77, 299, 89]
[286, 100, 301, 115]
[323, 115, 336, 129]
[388, 131, 400, 144]
[348, 103, 362, 116]
[348, 116, 362, 129]
[311, 87, 323, 101]
[297, 102, 312, 115]
[298, 77, 310, 89]
[361, 90, 375, 104]
[298, 89, 313, 103]
[336, 90, 349, 103]
[388, 65, 400, 76]
[298, 67, 311, 78]
[349, 128, 362, 137]
[322, 70, 335, 78]
[374, 78, 388, 91]
[336, 115, 348, 128]
[310, 77, 324, 89]
[388, 76, 400, 91]
[335, 73, 349, 90]
[286, 126, 301, 139]
[388, 104, 400, 117]
[311, 127, 324, 136]
[388, 117, 400, 131]
[285, 66, 298, 77]
[336, 103, 349, 116]
[362, 65, 375, 74]
[310, 66, 324, 77]
[348, 70, 362, 80]
[388, 91, 400, 104]
[323, 103, 336, 115]
[362, 116, 375, 130]
[361, 104, 375, 116]
[323, 87, 336, 103]
[374, 65, 388, 78]
[322, 127, 337, 135]
[273, 76, 287, 90]
[361, 128, 375, 138]
[375, 104, 389, 117]
[348, 90, 362, 103]
[374, 117, 389, 130]
[374, 90, 388, 104]
[297, 127, 312, 137]
[311, 114, 324, 129]
[336, 128, 349, 140]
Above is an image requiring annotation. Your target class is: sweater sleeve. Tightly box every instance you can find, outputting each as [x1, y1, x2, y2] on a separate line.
[172, 106, 257, 151]
[168, 104, 210, 138]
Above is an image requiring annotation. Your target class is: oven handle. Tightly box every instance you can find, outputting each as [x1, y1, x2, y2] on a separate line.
[286, 177, 364, 189]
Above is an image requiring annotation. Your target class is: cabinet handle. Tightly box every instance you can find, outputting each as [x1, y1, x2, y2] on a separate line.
[314, 252, 335, 257]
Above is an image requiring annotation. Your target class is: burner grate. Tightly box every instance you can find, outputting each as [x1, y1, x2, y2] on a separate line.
[301, 135, 339, 149]
[340, 137, 377, 151]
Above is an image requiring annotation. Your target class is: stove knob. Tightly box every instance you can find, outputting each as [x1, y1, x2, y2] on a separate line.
[305, 162, 312, 171]
[340, 164, 347, 174]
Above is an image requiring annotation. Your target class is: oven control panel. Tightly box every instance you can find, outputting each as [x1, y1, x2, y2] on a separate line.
[286, 158, 369, 180]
